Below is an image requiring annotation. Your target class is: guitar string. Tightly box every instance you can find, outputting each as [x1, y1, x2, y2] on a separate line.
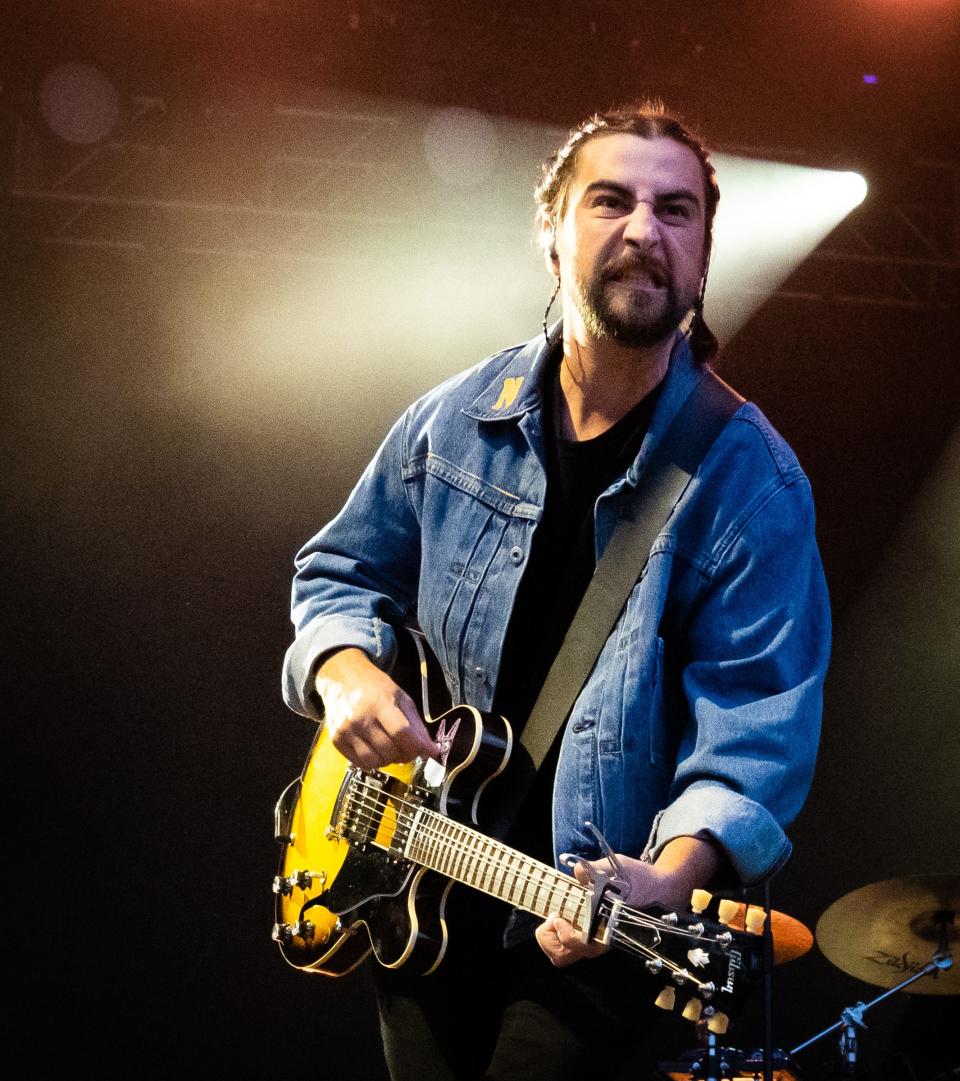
[337, 788, 710, 987]
[343, 785, 587, 915]
[332, 777, 713, 949]
[327, 783, 700, 982]
[341, 780, 710, 946]
[304, 775, 715, 989]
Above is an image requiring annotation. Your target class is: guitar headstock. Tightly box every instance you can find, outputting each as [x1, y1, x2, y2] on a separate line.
[610, 889, 766, 1031]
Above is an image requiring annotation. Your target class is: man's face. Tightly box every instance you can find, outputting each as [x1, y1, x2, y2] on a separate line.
[551, 133, 708, 348]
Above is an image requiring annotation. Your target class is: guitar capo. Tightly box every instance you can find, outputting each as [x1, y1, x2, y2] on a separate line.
[559, 821, 629, 944]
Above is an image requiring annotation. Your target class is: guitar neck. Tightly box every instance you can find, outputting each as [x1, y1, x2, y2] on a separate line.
[406, 808, 591, 930]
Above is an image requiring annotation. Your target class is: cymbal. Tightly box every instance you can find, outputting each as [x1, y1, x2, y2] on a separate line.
[723, 901, 814, 964]
[816, 875, 959, 995]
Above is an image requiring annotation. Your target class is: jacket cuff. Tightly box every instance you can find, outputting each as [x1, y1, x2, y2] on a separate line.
[644, 780, 792, 886]
[281, 615, 398, 720]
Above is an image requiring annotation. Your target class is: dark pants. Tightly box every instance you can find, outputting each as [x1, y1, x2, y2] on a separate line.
[374, 890, 659, 1081]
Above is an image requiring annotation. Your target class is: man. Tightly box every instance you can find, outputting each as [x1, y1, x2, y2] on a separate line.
[283, 104, 830, 1079]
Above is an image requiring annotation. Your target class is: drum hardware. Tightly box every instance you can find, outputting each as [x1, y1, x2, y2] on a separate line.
[657, 1042, 806, 1081]
[790, 874, 957, 1076]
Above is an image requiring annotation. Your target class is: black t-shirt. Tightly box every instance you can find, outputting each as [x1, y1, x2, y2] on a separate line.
[493, 352, 662, 864]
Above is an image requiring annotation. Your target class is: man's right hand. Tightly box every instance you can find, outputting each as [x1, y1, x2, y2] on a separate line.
[314, 648, 438, 770]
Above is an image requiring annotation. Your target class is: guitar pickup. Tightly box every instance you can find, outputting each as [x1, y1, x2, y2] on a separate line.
[333, 767, 417, 855]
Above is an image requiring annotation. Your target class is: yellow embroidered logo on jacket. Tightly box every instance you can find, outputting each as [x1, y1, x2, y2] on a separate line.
[493, 377, 524, 410]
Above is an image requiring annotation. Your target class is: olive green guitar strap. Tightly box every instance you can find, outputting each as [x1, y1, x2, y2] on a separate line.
[496, 367, 743, 830]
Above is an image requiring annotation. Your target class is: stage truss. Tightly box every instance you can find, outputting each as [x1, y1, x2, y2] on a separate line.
[7, 95, 958, 312]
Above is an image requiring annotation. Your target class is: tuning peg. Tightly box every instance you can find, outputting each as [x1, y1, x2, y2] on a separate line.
[687, 947, 710, 968]
[717, 898, 739, 926]
[744, 907, 767, 934]
[682, 998, 703, 1022]
[655, 986, 676, 1011]
[690, 888, 712, 913]
[706, 1010, 730, 1035]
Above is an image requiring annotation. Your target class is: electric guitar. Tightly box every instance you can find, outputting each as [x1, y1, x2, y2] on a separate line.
[272, 631, 765, 1031]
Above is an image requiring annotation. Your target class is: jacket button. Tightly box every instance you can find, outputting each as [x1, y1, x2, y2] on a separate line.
[509, 546, 523, 564]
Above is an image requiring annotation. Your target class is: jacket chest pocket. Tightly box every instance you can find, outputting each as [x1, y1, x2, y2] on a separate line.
[600, 628, 672, 774]
[413, 455, 531, 693]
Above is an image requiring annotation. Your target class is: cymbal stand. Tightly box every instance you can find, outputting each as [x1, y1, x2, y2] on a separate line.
[683, 1028, 735, 1081]
[789, 949, 953, 1073]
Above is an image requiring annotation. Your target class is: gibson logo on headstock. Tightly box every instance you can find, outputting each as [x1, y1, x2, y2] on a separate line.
[865, 950, 926, 975]
[722, 948, 743, 994]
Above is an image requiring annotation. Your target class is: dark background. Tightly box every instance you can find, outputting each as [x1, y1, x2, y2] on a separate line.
[4, 2, 958, 1077]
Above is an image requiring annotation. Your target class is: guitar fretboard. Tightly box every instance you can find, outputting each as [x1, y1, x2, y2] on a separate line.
[405, 807, 590, 929]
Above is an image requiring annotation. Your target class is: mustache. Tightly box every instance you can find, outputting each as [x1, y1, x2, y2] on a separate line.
[603, 255, 668, 288]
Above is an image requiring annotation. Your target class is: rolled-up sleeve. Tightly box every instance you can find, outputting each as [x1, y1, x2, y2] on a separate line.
[282, 411, 421, 720]
[646, 475, 831, 884]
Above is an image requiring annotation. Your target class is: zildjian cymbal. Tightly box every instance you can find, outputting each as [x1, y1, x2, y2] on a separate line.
[816, 875, 959, 994]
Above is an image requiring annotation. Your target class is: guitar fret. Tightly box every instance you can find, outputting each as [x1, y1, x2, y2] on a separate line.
[436, 818, 452, 876]
[503, 850, 516, 903]
[531, 864, 551, 918]
[444, 820, 459, 878]
[469, 831, 484, 887]
[571, 888, 586, 933]
[409, 807, 589, 942]
[495, 843, 510, 895]
[567, 885, 583, 926]
[469, 830, 485, 889]
[516, 855, 538, 911]
[460, 829, 475, 885]
[452, 823, 471, 881]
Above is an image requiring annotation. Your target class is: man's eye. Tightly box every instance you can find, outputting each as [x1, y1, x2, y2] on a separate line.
[661, 203, 691, 219]
[594, 194, 626, 210]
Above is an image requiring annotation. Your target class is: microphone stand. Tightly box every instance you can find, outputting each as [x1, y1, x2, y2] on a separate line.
[762, 879, 774, 1081]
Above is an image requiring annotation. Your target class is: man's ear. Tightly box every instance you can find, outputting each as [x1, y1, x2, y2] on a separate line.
[539, 216, 560, 277]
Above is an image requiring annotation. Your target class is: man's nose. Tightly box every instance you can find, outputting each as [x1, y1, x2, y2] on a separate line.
[622, 202, 658, 248]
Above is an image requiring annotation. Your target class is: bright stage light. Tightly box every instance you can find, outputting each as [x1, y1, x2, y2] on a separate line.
[706, 156, 869, 338]
[169, 95, 870, 449]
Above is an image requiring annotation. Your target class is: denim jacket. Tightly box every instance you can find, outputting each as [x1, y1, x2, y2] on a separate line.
[283, 330, 830, 885]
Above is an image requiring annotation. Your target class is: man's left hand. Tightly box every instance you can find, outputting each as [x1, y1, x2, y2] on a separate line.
[534, 836, 721, 967]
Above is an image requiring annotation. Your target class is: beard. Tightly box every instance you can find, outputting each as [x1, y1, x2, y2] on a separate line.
[573, 255, 692, 348]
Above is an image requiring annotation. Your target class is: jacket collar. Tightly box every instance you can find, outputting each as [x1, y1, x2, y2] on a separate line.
[462, 323, 710, 483]
[461, 323, 560, 423]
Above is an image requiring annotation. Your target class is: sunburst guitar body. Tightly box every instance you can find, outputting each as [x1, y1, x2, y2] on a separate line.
[272, 630, 763, 1030]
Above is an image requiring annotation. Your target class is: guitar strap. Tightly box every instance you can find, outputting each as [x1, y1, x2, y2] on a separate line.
[493, 366, 743, 833]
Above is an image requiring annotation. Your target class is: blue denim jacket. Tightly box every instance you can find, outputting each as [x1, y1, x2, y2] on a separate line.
[283, 330, 830, 885]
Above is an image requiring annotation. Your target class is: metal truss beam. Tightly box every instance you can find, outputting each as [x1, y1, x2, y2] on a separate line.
[8, 96, 958, 311]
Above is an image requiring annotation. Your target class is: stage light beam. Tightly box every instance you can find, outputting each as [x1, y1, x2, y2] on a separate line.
[706, 157, 869, 338]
